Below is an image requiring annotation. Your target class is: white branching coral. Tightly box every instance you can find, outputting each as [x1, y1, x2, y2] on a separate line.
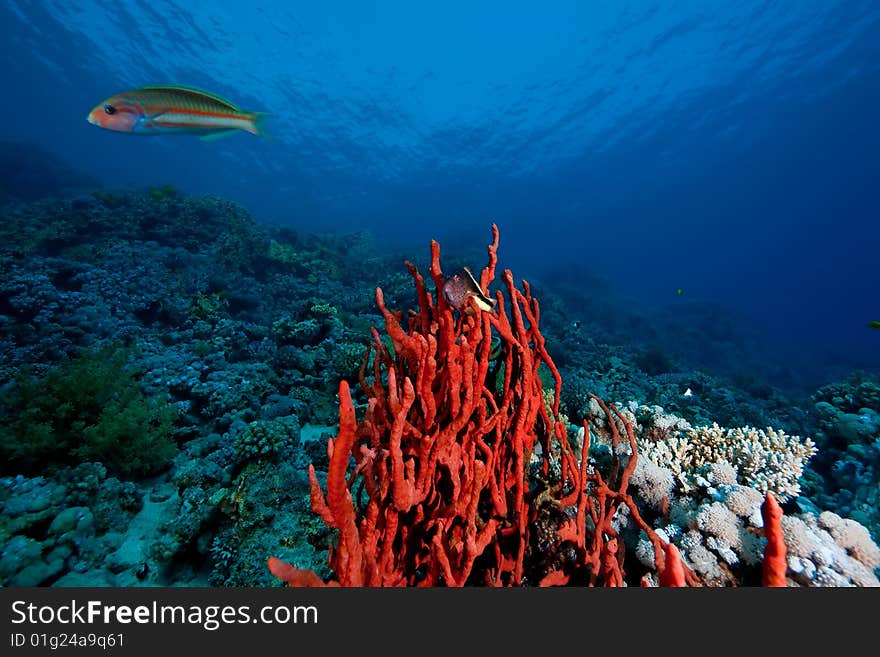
[639, 422, 817, 502]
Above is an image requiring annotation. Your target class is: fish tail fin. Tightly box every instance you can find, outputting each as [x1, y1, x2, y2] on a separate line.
[246, 112, 271, 139]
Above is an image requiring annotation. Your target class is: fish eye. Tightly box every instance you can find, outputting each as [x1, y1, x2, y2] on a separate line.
[103, 104, 116, 115]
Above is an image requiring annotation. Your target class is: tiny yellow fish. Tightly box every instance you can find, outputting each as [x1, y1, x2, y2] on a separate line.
[676, 288, 683, 296]
[87, 85, 267, 140]
[868, 320, 880, 330]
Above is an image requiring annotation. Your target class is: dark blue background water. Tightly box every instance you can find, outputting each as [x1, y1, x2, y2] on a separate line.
[2, 1, 878, 391]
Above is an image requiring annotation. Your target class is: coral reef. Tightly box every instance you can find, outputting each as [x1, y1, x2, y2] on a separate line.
[805, 373, 880, 541]
[0, 188, 877, 587]
[268, 227, 692, 587]
[0, 342, 178, 477]
[632, 413, 817, 501]
[0, 464, 145, 586]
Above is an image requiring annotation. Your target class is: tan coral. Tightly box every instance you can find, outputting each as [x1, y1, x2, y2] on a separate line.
[637, 421, 816, 502]
[818, 511, 880, 570]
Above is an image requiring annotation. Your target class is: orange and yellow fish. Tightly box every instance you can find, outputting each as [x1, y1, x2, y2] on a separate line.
[87, 85, 267, 140]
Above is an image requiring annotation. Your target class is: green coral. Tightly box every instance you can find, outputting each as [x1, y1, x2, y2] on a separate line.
[332, 342, 368, 378]
[271, 315, 322, 346]
[308, 302, 337, 318]
[189, 290, 229, 321]
[0, 343, 178, 478]
[266, 239, 299, 265]
[233, 417, 298, 463]
[147, 184, 178, 201]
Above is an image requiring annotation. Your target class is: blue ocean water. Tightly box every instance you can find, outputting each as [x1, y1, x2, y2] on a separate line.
[3, 1, 878, 389]
[1, 1, 879, 588]
[0, 1, 880, 386]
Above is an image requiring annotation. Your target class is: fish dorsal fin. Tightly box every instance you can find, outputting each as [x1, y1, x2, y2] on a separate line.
[462, 266, 496, 309]
[137, 85, 240, 111]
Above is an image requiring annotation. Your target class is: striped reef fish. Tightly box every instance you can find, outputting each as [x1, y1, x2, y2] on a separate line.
[87, 85, 267, 140]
